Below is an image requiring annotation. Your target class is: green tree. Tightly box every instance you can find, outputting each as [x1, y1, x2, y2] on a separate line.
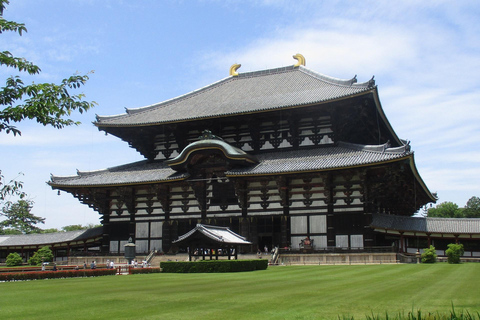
[421, 245, 437, 263]
[463, 196, 480, 218]
[5, 252, 22, 266]
[427, 202, 462, 218]
[0, 0, 95, 229]
[0, 228, 21, 235]
[0, 199, 44, 233]
[39, 228, 60, 233]
[0, 0, 95, 136]
[446, 243, 464, 264]
[28, 246, 53, 266]
[62, 224, 85, 232]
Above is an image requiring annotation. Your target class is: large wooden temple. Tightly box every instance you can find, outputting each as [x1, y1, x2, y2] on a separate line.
[49, 54, 437, 255]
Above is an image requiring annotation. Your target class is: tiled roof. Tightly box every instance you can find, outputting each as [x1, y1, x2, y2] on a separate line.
[49, 142, 409, 187]
[95, 65, 374, 127]
[0, 227, 103, 248]
[371, 213, 480, 235]
[50, 161, 189, 187]
[227, 141, 410, 176]
[173, 224, 252, 245]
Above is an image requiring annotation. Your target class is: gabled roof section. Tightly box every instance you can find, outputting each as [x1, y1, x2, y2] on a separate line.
[173, 224, 252, 245]
[95, 65, 375, 128]
[166, 132, 258, 171]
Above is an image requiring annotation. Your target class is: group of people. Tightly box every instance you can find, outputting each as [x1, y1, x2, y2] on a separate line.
[130, 259, 148, 268]
[105, 260, 115, 269]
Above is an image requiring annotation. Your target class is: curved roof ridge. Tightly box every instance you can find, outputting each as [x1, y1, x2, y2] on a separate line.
[105, 76, 233, 119]
[338, 141, 410, 155]
[237, 65, 296, 78]
[298, 65, 375, 88]
[50, 160, 149, 182]
[95, 64, 377, 126]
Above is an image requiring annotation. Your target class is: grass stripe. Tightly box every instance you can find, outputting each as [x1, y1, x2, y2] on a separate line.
[1, 264, 479, 319]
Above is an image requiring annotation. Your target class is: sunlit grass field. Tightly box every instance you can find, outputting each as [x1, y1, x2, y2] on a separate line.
[1, 263, 479, 320]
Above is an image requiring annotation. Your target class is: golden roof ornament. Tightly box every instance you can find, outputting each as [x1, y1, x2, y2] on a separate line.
[229, 63, 241, 76]
[293, 53, 306, 67]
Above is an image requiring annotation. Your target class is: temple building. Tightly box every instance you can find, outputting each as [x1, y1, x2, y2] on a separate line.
[48, 54, 438, 255]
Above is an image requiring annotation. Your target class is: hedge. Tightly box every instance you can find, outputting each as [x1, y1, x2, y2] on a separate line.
[160, 259, 268, 273]
[130, 267, 161, 275]
[0, 268, 116, 281]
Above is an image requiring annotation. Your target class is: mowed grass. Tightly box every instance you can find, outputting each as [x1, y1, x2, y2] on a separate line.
[1, 263, 479, 320]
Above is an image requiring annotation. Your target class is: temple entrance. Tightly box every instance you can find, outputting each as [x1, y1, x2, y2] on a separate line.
[258, 235, 272, 253]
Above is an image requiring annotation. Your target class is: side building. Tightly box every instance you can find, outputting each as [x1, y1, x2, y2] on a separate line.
[48, 55, 437, 255]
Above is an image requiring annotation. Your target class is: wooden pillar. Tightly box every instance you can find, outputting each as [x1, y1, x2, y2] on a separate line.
[399, 233, 405, 253]
[325, 173, 335, 247]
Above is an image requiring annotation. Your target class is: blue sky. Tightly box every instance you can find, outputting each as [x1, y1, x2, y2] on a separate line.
[1, 0, 479, 228]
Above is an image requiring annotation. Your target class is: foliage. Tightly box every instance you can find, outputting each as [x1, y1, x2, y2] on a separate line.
[0, 172, 28, 234]
[5, 252, 22, 266]
[446, 243, 464, 264]
[130, 267, 161, 275]
[421, 245, 437, 263]
[160, 259, 268, 273]
[0, 268, 116, 281]
[0, 199, 44, 233]
[427, 202, 462, 218]
[0, 0, 96, 136]
[428, 197, 480, 218]
[39, 228, 60, 233]
[28, 246, 53, 266]
[0, 171, 26, 203]
[464, 196, 480, 218]
[0, 228, 21, 234]
[359, 307, 480, 319]
[61, 224, 85, 232]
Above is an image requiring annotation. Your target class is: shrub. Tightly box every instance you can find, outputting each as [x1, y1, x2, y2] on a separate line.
[421, 245, 437, 263]
[0, 268, 116, 281]
[446, 243, 464, 264]
[161, 259, 268, 273]
[130, 267, 161, 274]
[6, 252, 23, 267]
[28, 246, 54, 265]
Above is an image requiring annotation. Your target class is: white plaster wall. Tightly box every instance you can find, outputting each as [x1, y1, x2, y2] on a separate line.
[310, 215, 327, 234]
[291, 216, 307, 234]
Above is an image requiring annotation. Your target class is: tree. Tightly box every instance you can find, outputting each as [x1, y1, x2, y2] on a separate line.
[62, 224, 85, 232]
[446, 243, 464, 264]
[5, 252, 22, 266]
[463, 196, 480, 218]
[421, 245, 437, 263]
[0, 199, 44, 234]
[28, 246, 53, 266]
[427, 202, 462, 218]
[0, 0, 94, 230]
[0, 0, 95, 136]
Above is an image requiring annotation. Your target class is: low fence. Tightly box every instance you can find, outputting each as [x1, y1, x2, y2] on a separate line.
[278, 252, 398, 265]
[280, 246, 395, 255]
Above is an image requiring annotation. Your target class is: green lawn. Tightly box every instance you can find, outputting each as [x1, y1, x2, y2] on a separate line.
[1, 264, 479, 320]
